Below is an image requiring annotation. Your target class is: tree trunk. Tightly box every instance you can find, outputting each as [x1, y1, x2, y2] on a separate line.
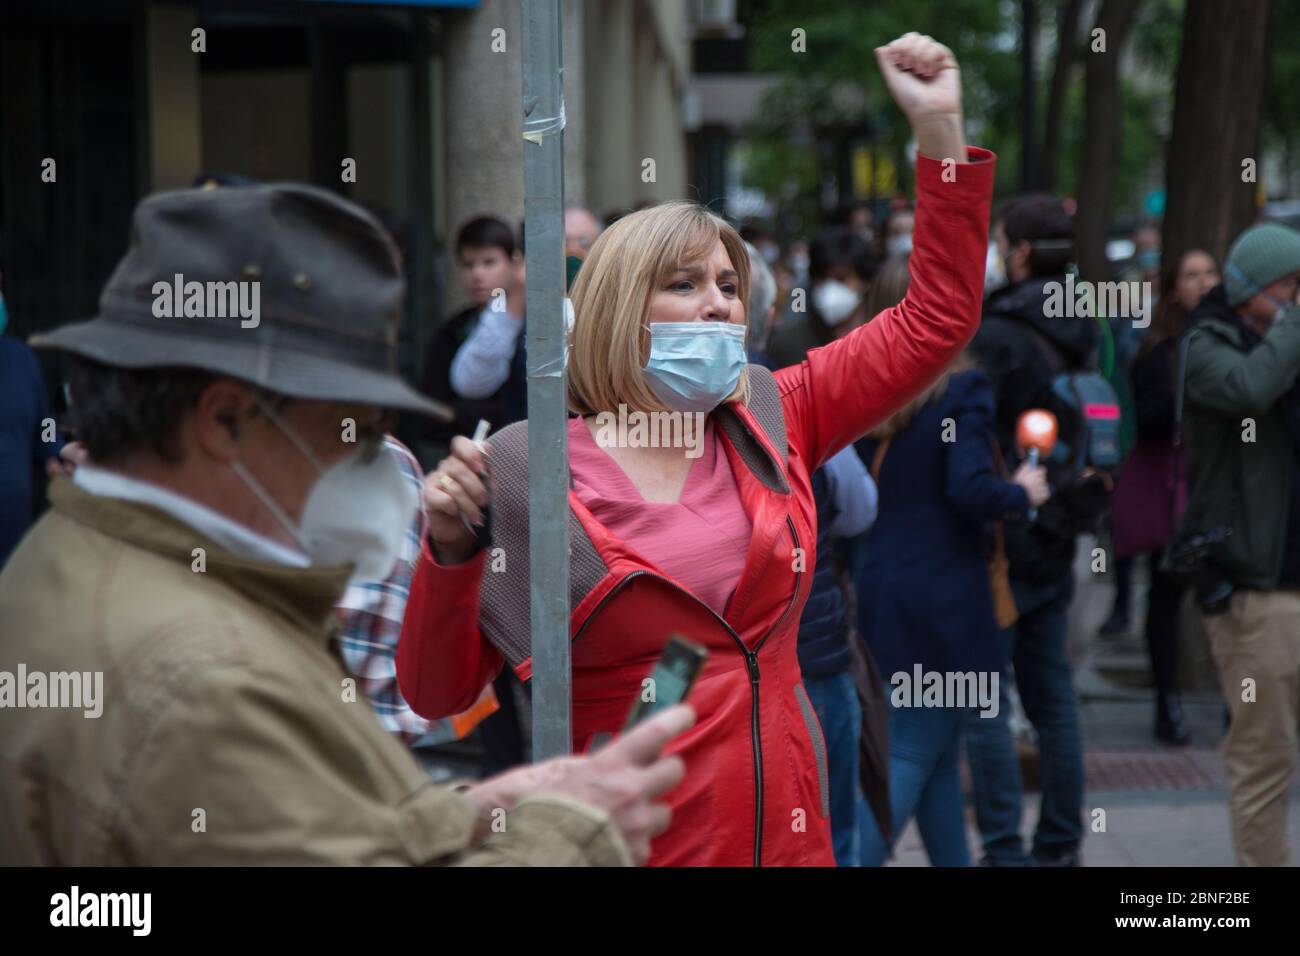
[1075, 0, 1140, 283]
[1040, 0, 1086, 192]
[1162, 0, 1273, 272]
[1021, 0, 1040, 191]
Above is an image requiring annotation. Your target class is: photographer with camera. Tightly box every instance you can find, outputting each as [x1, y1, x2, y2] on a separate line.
[1175, 221, 1300, 867]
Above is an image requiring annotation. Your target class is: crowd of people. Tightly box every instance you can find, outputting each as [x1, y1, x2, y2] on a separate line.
[3, 31, 1300, 868]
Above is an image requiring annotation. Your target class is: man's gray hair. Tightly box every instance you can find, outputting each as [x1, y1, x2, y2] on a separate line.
[744, 241, 777, 348]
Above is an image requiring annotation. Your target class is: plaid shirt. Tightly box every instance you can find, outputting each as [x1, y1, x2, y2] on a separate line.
[334, 436, 460, 746]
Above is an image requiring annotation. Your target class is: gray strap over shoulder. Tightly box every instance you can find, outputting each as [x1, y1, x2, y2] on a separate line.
[714, 364, 790, 492]
[475, 420, 606, 669]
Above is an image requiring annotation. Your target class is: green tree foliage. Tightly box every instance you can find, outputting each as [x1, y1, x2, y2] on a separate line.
[743, 0, 1020, 224]
[741, 0, 1184, 230]
[1265, 0, 1300, 185]
[739, 0, 1294, 237]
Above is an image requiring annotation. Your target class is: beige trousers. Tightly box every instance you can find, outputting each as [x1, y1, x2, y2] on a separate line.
[1204, 588, 1300, 867]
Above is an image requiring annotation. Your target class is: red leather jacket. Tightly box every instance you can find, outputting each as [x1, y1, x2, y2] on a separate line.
[398, 147, 995, 866]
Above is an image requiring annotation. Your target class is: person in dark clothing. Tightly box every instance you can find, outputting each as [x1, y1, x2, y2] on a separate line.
[442, 222, 583, 442]
[1098, 229, 1167, 638]
[797, 448, 876, 866]
[1111, 249, 1220, 745]
[853, 255, 1048, 866]
[420, 217, 525, 466]
[964, 194, 1110, 867]
[767, 227, 879, 369]
[0, 277, 66, 569]
[856, 360, 1047, 866]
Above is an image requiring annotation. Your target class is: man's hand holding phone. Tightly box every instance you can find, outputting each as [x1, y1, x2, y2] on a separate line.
[461, 705, 695, 865]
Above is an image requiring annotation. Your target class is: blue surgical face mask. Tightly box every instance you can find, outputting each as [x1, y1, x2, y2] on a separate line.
[0, 293, 8, 336]
[643, 321, 747, 413]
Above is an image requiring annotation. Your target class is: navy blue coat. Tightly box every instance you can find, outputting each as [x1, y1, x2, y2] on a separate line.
[0, 338, 61, 570]
[853, 369, 1029, 679]
[795, 466, 851, 679]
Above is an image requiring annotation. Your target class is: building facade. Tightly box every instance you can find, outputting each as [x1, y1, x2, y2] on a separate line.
[1, 0, 692, 394]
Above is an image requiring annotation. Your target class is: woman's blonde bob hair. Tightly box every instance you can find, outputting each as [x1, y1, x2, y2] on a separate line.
[567, 201, 751, 416]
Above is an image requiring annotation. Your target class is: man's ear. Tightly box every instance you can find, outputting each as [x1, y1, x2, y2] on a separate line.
[192, 380, 258, 463]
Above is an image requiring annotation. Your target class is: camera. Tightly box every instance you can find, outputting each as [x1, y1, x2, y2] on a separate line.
[1167, 526, 1235, 616]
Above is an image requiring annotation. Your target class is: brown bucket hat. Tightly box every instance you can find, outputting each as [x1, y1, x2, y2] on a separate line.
[31, 182, 451, 420]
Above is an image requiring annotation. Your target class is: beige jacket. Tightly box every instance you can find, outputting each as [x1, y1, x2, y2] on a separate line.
[0, 477, 630, 866]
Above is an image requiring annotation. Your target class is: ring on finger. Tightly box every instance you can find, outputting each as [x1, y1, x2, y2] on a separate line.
[437, 473, 457, 492]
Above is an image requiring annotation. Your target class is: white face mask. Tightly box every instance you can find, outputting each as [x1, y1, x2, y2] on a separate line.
[231, 400, 417, 583]
[985, 243, 1008, 293]
[1260, 293, 1298, 328]
[886, 233, 913, 257]
[813, 279, 861, 327]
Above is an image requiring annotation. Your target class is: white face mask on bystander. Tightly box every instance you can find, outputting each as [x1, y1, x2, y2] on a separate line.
[230, 398, 417, 583]
[812, 279, 861, 326]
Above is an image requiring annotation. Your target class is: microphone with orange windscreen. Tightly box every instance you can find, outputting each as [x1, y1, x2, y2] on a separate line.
[1016, 409, 1058, 520]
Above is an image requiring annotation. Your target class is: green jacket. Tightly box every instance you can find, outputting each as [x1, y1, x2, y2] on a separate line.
[1177, 288, 1300, 589]
[0, 477, 631, 866]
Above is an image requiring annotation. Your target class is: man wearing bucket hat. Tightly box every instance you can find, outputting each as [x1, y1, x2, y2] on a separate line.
[1175, 220, 1300, 866]
[0, 182, 691, 865]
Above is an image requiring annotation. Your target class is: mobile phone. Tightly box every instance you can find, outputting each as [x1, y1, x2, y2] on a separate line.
[623, 635, 708, 730]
